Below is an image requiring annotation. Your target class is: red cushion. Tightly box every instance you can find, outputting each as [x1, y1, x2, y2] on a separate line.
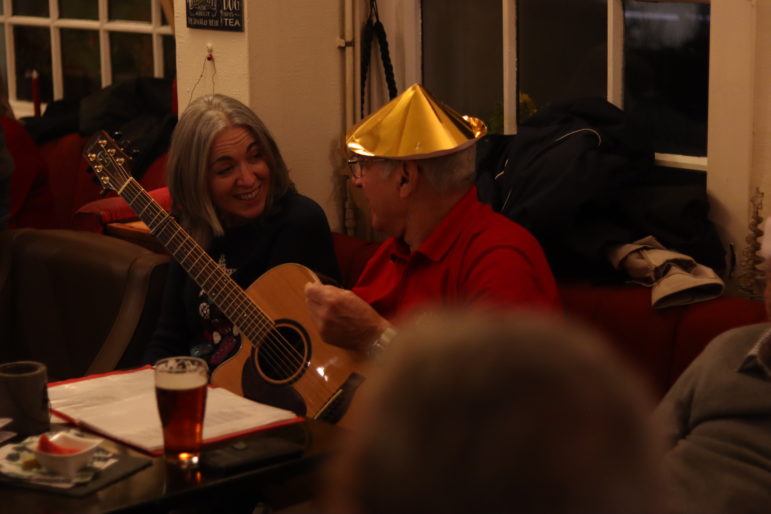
[560, 282, 767, 397]
[73, 187, 172, 233]
[671, 295, 766, 384]
[332, 232, 380, 289]
[140, 153, 168, 191]
[4, 118, 57, 228]
[559, 282, 679, 396]
[39, 133, 104, 228]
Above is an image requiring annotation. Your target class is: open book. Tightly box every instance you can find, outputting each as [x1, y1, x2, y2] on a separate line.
[48, 367, 301, 455]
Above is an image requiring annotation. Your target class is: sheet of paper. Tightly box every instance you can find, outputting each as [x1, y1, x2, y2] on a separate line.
[48, 368, 299, 454]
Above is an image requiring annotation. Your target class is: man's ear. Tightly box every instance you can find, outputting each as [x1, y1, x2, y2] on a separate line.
[398, 160, 420, 198]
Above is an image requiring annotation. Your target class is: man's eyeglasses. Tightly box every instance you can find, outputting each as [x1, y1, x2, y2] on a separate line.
[347, 157, 386, 179]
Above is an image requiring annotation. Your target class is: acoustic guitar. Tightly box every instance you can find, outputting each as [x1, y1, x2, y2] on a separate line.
[84, 131, 366, 426]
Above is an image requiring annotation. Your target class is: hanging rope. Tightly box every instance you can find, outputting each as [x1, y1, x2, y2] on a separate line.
[360, 0, 397, 118]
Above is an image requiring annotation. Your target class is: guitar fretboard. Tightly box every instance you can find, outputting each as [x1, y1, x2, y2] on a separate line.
[120, 177, 273, 342]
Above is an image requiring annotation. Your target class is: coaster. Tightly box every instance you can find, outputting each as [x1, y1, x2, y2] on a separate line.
[0, 431, 152, 497]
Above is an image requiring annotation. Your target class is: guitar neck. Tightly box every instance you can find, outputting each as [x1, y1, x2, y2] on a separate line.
[119, 179, 269, 337]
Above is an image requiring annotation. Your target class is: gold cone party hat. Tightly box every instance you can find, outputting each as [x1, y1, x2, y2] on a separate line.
[346, 83, 487, 160]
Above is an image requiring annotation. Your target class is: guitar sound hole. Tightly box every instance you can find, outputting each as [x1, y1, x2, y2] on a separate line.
[254, 320, 309, 384]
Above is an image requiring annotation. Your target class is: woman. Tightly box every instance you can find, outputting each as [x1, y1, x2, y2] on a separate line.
[144, 94, 340, 368]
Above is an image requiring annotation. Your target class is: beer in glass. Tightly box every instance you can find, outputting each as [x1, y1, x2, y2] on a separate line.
[154, 356, 208, 468]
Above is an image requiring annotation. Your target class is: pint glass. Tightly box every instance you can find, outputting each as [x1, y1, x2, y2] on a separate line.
[154, 357, 208, 467]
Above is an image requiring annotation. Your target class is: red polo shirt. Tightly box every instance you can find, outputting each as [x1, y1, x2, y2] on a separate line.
[353, 187, 560, 320]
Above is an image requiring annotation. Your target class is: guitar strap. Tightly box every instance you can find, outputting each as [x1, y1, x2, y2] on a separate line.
[360, 0, 398, 118]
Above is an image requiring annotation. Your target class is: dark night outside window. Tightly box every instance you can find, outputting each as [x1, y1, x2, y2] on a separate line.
[623, 0, 710, 156]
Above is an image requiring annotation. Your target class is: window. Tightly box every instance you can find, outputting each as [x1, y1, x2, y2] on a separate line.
[392, 0, 761, 281]
[517, 0, 607, 122]
[422, 0, 503, 133]
[622, 0, 710, 158]
[0, 0, 174, 117]
[420, 0, 709, 169]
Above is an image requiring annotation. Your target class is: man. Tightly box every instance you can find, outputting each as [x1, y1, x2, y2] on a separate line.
[652, 217, 771, 513]
[305, 84, 559, 355]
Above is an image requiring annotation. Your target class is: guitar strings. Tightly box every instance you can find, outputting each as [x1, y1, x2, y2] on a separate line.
[150, 194, 329, 407]
[155, 211, 317, 393]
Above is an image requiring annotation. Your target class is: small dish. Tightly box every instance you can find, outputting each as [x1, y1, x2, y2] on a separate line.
[33, 432, 103, 477]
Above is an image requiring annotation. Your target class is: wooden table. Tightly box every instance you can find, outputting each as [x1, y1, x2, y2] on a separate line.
[1, 419, 340, 514]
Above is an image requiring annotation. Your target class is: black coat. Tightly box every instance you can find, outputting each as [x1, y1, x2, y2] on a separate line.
[476, 97, 724, 281]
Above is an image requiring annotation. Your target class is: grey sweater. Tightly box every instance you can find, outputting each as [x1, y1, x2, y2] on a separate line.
[653, 322, 771, 514]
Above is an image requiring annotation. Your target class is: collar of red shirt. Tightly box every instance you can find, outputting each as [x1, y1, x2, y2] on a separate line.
[391, 186, 480, 263]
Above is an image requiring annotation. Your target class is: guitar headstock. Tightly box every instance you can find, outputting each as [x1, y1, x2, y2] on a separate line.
[83, 130, 134, 194]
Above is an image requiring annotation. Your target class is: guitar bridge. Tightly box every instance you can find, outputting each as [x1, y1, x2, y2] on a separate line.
[314, 373, 365, 424]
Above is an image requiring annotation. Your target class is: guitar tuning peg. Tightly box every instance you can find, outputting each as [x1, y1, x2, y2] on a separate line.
[91, 175, 100, 185]
[112, 130, 123, 141]
[98, 188, 110, 197]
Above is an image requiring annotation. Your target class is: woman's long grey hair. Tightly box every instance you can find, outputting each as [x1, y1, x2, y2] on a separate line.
[167, 94, 294, 246]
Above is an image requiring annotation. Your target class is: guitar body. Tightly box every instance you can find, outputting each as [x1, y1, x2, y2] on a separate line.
[210, 263, 368, 428]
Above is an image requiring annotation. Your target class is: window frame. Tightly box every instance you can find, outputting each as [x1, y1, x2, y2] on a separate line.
[399, 0, 753, 277]
[0, 0, 173, 118]
[500, 0, 709, 170]
[609, 0, 709, 171]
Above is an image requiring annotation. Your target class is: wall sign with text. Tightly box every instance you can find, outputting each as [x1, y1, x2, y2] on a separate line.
[186, 0, 243, 32]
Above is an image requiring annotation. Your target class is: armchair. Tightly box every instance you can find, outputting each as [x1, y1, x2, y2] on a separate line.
[0, 228, 170, 380]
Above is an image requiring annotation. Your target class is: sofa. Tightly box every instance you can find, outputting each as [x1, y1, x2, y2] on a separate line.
[6, 125, 769, 396]
[0, 228, 170, 381]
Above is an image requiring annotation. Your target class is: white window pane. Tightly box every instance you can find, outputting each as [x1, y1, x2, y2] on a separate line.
[518, 0, 607, 121]
[12, 0, 48, 17]
[422, 0, 503, 133]
[110, 32, 153, 84]
[163, 35, 176, 79]
[59, 1, 98, 20]
[109, 0, 152, 22]
[623, 0, 709, 156]
[14, 26, 52, 103]
[62, 29, 101, 99]
[0, 25, 6, 92]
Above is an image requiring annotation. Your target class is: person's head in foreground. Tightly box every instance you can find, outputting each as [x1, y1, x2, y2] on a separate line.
[324, 310, 661, 514]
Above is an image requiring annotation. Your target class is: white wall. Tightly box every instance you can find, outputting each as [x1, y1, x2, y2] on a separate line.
[173, 0, 347, 231]
[755, 0, 771, 224]
[707, 0, 771, 290]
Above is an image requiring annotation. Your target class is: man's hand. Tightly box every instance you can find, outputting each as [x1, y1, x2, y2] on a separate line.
[304, 282, 390, 351]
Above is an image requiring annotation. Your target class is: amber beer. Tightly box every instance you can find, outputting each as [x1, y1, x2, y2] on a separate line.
[154, 357, 208, 467]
